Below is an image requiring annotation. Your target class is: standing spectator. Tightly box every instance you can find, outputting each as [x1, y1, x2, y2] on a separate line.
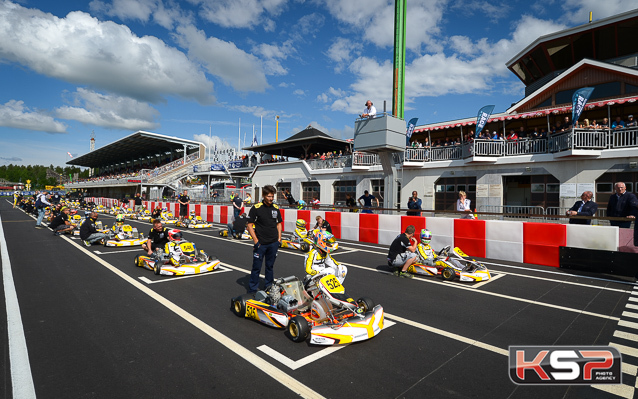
[600, 118, 609, 128]
[232, 191, 244, 220]
[607, 182, 638, 228]
[457, 191, 474, 219]
[611, 116, 625, 130]
[360, 100, 376, 118]
[212, 190, 219, 202]
[345, 194, 356, 212]
[626, 115, 636, 128]
[506, 130, 518, 140]
[358, 190, 379, 214]
[310, 196, 320, 209]
[284, 189, 296, 208]
[314, 215, 332, 234]
[134, 193, 143, 213]
[559, 116, 571, 133]
[80, 211, 108, 246]
[178, 190, 190, 222]
[49, 206, 75, 236]
[244, 193, 252, 205]
[246, 185, 282, 293]
[407, 191, 422, 216]
[628, 197, 638, 246]
[518, 126, 527, 138]
[566, 191, 598, 225]
[120, 195, 129, 209]
[34, 190, 51, 228]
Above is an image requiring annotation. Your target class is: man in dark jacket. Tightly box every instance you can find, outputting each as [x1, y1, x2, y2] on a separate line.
[80, 211, 108, 246]
[566, 191, 598, 225]
[407, 191, 422, 216]
[607, 182, 638, 228]
[228, 213, 248, 238]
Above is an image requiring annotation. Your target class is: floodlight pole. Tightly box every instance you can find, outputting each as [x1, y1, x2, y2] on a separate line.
[392, 0, 406, 119]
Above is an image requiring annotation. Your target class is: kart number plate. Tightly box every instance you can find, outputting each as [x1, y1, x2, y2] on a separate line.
[180, 243, 195, 252]
[322, 275, 342, 292]
[246, 305, 259, 320]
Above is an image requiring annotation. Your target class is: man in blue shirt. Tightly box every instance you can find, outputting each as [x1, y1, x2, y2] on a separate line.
[611, 116, 625, 130]
[358, 190, 379, 214]
[407, 191, 422, 216]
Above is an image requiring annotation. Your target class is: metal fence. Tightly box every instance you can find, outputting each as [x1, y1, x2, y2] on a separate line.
[478, 205, 546, 222]
[306, 156, 352, 170]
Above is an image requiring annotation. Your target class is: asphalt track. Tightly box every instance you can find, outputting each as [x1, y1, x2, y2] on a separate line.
[2, 199, 638, 399]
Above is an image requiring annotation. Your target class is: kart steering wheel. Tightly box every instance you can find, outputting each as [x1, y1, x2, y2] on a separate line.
[438, 245, 451, 257]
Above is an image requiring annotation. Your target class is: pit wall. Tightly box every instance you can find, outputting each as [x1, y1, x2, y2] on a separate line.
[87, 198, 619, 268]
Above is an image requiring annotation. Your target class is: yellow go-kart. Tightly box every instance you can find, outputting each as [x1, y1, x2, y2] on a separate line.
[134, 241, 221, 276]
[103, 224, 145, 247]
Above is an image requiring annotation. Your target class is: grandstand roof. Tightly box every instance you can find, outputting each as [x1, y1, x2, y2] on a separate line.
[242, 125, 351, 158]
[66, 131, 202, 168]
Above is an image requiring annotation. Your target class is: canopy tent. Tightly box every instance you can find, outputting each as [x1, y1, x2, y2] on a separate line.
[242, 125, 352, 158]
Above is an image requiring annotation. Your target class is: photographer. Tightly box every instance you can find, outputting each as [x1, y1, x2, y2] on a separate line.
[407, 191, 422, 216]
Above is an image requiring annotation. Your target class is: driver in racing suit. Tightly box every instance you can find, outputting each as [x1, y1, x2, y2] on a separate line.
[293, 219, 308, 241]
[415, 229, 437, 266]
[304, 230, 347, 283]
[164, 229, 187, 267]
[111, 214, 128, 241]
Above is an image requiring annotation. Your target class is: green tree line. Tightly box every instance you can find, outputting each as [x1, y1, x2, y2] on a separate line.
[0, 164, 89, 189]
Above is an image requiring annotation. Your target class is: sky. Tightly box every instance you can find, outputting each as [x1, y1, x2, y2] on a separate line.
[0, 0, 636, 168]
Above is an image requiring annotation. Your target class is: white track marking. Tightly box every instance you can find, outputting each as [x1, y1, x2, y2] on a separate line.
[492, 270, 631, 293]
[330, 249, 358, 256]
[628, 304, 638, 310]
[468, 273, 504, 288]
[592, 384, 635, 399]
[614, 330, 638, 342]
[257, 320, 396, 370]
[137, 266, 233, 284]
[610, 342, 638, 358]
[385, 313, 508, 356]
[95, 248, 143, 255]
[56, 235, 325, 399]
[1, 210, 37, 398]
[622, 311, 638, 320]
[619, 320, 638, 330]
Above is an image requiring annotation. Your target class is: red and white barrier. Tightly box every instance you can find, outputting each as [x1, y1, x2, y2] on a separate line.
[86, 198, 624, 269]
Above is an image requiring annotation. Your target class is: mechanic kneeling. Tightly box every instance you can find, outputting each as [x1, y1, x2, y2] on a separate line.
[80, 211, 108, 246]
[49, 206, 75, 236]
[143, 219, 170, 255]
[387, 225, 418, 278]
[228, 212, 248, 238]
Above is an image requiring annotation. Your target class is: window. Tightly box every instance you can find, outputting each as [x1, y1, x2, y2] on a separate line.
[596, 183, 613, 192]
[371, 179, 384, 203]
[301, 182, 320, 203]
[626, 84, 638, 95]
[333, 180, 356, 204]
[546, 184, 559, 193]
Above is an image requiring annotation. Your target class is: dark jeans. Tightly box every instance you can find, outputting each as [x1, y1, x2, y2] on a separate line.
[249, 241, 279, 293]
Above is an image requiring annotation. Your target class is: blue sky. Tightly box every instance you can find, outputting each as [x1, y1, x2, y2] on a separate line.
[0, 0, 636, 167]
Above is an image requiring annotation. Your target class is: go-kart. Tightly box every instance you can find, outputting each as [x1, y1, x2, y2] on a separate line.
[177, 215, 213, 229]
[136, 209, 153, 222]
[121, 208, 137, 220]
[159, 211, 178, 225]
[94, 205, 109, 214]
[219, 228, 251, 239]
[409, 245, 491, 282]
[103, 224, 146, 247]
[280, 229, 338, 253]
[134, 241, 220, 276]
[231, 274, 384, 345]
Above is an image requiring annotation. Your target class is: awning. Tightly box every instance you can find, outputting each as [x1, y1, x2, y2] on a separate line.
[414, 95, 638, 132]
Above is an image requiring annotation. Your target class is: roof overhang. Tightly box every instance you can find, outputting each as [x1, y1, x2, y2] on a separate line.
[67, 131, 203, 168]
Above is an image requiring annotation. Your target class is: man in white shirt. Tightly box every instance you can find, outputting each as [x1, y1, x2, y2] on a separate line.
[360, 100, 376, 118]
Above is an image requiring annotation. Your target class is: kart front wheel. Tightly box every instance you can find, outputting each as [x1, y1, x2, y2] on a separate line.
[153, 261, 162, 275]
[441, 267, 456, 281]
[356, 297, 375, 313]
[231, 295, 248, 317]
[134, 255, 140, 267]
[288, 316, 310, 343]
[300, 242, 310, 252]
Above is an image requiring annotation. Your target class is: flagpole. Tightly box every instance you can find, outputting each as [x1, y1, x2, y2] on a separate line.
[238, 118, 241, 157]
[260, 115, 263, 145]
[208, 125, 212, 163]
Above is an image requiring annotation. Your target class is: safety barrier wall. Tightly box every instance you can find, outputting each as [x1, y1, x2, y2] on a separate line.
[87, 198, 621, 268]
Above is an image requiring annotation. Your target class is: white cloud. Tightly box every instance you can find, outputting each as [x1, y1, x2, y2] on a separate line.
[561, 0, 637, 23]
[293, 89, 305, 96]
[0, 2, 214, 104]
[193, 133, 233, 151]
[297, 121, 353, 140]
[0, 100, 67, 134]
[326, 15, 568, 115]
[323, 0, 446, 52]
[326, 38, 359, 73]
[316, 93, 328, 103]
[191, 0, 287, 30]
[450, 1, 512, 23]
[228, 104, 276, 118]
[173, 24, 270, 92]
[251, 40, 295, 75]
[89, 0, 192, 30]
[55, 88, 160, 130]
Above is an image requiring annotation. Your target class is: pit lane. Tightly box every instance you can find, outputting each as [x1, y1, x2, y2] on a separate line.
[1, 200, 635, 399]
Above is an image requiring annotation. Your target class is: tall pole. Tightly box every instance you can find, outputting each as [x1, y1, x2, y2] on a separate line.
[260, 115, 263, 145]
[392, 0, 406, 119]
[238, 118, 241, 155]
[276, 115, 280, 142]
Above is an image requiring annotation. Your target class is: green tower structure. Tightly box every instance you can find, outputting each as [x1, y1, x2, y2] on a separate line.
[392, 0, 406, 119]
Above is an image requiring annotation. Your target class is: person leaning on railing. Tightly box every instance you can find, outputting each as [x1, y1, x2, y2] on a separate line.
[566, 191, 598, 225]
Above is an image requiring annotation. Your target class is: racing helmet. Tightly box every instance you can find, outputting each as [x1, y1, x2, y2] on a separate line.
[420, 229, 432, 245]
[168, 229, 183, 242]
[314, 231, 337, 253]
[190, 210, 196, 216]
[115, 214, 125, 226]
[162, 207, 167, 212]
[296, 219, 306, 229]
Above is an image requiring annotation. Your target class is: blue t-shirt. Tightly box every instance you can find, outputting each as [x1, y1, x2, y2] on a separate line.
[359, 194, 375, 207]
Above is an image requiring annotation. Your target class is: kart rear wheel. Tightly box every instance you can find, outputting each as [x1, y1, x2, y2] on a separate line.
[441, 267, 456, 281]
[231, 295, 248, 317]
[356, 297, 375, 313]
[288, 316, 310, 343]
[134, 255, 140, 267]
[153, 260, 162, 275]
[300, 242, 310, 252]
